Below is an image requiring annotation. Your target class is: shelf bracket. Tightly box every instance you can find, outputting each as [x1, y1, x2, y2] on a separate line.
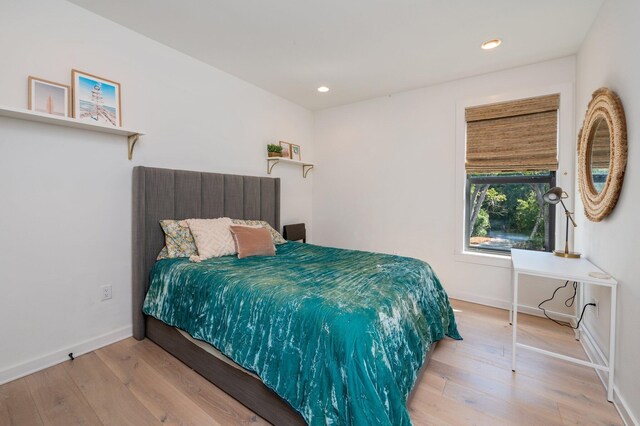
[302, 164, 314, 178]
[267, 158, 279, 174]
[128, 133, 141, 160]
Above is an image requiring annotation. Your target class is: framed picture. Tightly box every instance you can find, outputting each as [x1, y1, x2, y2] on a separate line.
[72, 69, 121, 126]
[28, 77, 71, 117]
[279, 141, 292, 159]
[290, 143, 301, 161]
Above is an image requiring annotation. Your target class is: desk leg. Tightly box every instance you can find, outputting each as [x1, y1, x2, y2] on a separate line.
[511, 272, 519, 372]
[575, 281, 583, 341]
[509, 268, 514, 325]
[608, 284, 617, 402]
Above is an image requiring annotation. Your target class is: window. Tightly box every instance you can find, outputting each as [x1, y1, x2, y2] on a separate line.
[464, 94, 560, 255]
[466, 172, 556, 254]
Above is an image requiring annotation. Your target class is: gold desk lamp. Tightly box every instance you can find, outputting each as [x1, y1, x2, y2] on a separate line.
[543, 187, 581, 258]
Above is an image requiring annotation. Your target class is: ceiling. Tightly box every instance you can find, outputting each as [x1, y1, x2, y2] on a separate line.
[68, 0, 603, 110]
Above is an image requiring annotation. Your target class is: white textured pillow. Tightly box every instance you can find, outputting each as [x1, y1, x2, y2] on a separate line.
[186, 218, 235, 262]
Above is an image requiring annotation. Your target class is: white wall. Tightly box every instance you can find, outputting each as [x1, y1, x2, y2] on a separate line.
[0, 0, 313, 383]
[313, 57, 578, 314]
[575, 0, 640, 422]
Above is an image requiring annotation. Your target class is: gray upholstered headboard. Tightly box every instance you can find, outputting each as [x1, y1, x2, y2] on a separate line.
[132, 166, 281, 339]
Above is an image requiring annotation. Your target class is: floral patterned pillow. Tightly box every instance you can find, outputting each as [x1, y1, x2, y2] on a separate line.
[231, 219, 286, 245]
[159, 220, 198, 258]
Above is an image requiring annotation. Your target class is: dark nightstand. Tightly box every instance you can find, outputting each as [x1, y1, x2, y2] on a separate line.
[282, 223, 306, 243]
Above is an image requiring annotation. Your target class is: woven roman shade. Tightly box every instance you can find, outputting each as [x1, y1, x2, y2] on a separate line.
[465, 94, 560, 173]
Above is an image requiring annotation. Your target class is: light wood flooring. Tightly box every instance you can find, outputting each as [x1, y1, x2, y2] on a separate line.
[0, 300, 623, 425]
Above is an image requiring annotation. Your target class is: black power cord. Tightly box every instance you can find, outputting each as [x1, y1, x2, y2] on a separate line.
[538, 280, 595, 330]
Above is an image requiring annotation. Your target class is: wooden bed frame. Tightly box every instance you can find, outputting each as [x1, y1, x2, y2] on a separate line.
[132, 166, 436, 425]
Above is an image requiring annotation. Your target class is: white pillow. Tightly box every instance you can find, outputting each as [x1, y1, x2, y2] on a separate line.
[186, 218, 235, 262]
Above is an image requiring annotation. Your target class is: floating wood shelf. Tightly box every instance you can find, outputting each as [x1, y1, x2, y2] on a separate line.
[0, 105, 145, 160]
[266, 157, 315, 178]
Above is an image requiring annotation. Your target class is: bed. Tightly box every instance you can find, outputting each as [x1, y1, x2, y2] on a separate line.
[132, 166, 460, 425]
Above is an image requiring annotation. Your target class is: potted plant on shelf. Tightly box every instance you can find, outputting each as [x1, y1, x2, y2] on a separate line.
[267, 144, 283, 158]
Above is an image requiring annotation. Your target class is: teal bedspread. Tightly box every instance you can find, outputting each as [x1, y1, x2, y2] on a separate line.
[143, 242, 460, 425]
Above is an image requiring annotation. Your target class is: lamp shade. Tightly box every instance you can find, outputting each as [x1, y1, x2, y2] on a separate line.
[543, 187, 565, 204]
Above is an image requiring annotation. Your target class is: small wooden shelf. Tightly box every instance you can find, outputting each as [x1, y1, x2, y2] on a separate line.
[266, 157, 315, 178]
[0, 105, 145, 160]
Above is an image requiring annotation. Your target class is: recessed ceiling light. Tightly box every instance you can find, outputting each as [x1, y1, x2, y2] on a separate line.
[317, 86, 330, 93]
[481, 39, 502, 50]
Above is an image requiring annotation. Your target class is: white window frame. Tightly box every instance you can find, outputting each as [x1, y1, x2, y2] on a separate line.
[453, 83, 575, 269]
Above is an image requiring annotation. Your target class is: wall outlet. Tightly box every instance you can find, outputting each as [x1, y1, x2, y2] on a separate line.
[589, 298, 599, 318]
[101, 285, 112, 301]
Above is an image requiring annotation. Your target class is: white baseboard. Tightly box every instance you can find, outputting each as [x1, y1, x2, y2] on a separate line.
[580, 326, 639, 426]
[0, 325, 131, 386]
[448, 291, 576, 320]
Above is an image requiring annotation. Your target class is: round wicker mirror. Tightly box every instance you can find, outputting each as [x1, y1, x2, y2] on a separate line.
[577, 88, 627, 222]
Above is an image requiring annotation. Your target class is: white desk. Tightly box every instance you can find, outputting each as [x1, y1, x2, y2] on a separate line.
[510, 249, 617, 402]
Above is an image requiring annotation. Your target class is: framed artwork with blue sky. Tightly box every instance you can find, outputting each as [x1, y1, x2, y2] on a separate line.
[72, 69, 121, 127]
